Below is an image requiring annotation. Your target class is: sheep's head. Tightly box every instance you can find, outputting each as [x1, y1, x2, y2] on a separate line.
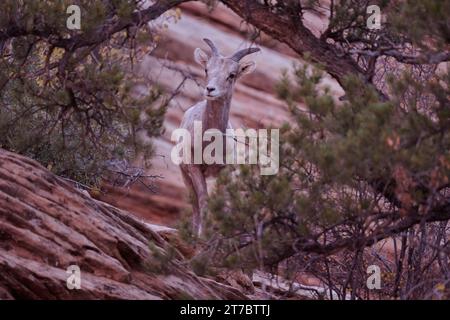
[194, 38, 260, 100]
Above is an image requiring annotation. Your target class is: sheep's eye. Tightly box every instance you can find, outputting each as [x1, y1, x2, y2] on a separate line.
[205, 69, 208, 75]
[228, 73, 236, 80]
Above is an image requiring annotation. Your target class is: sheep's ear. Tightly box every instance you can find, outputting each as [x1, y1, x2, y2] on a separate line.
[238, 61, 256, 77]
[194, 48, 209, 67]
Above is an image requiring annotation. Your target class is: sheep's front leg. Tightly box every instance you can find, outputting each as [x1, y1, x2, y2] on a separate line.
[188, 165, 208, 237]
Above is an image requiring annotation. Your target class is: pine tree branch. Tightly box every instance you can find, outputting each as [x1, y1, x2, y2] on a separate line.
[349, 48, 450, 65]
[220, 0, 367, 87]
[0, 0, 191, 50]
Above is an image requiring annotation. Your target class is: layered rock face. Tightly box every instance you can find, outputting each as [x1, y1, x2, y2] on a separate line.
[0, 148, 246, 299]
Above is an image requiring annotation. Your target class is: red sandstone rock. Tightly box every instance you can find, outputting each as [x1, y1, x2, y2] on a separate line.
[0, 148, 247, 300]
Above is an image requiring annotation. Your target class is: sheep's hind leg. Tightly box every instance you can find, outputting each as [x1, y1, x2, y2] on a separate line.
[181, 166, 201, 237]
[188, 166, 208, 237]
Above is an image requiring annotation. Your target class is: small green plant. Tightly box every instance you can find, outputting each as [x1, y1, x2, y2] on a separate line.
[145, 242, 180, 275]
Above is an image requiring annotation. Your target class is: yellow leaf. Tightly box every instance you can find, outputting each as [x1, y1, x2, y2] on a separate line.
[436, 283, 446, 291]
[90, 186, 101, 198]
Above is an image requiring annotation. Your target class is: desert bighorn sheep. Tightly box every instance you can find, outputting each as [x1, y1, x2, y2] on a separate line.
[179, 38, 260, 237]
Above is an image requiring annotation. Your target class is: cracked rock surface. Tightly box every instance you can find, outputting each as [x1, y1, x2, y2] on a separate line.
[0, 148, 247, 300]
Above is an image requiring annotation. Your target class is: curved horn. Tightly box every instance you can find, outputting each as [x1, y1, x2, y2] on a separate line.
[203, 38, 219, 56]
[230, 47, 261, 61]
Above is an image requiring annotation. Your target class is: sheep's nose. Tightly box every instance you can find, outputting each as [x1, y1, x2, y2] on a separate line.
[206, 86, 216, 93]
